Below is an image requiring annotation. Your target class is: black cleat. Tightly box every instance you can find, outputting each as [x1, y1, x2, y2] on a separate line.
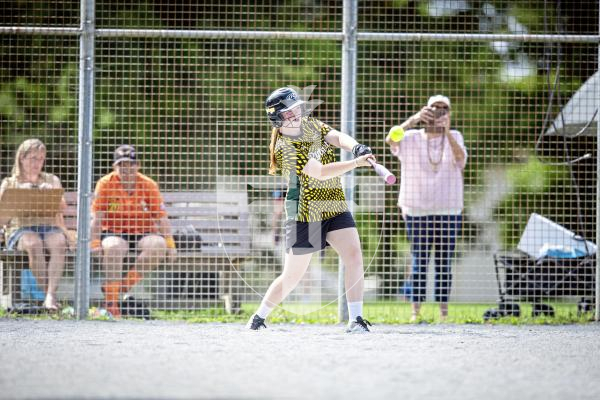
[346, 316, 372, 333]
[246, 314, 267, 330]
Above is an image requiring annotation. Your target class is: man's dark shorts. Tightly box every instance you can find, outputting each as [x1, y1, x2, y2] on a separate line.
[101, 232, 155, 252]
[285, 212, 356, 255]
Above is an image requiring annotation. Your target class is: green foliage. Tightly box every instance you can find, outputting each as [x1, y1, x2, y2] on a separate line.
[0, 88, 20, 122]
[510, 5, 543, 29]
[391, 0, 410, 8]
[502, 68, 583, 95]
[49, 66, 78, 124]
[416, 1, 430, 17]
[495, 156, 570, 248]
[0, 64, 79, 146]
[506, 156, 549, 192]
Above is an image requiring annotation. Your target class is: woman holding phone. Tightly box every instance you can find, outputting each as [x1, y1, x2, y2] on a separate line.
[386, 95, 467, 322]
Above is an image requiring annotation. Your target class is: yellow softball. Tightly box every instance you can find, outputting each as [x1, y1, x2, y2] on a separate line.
[388, 126, 405, 142]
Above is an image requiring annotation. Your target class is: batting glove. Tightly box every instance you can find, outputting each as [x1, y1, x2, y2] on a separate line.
[352, 144, 372, 158]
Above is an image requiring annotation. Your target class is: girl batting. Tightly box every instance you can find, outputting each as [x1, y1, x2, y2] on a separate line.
[247, 87, 375, 333]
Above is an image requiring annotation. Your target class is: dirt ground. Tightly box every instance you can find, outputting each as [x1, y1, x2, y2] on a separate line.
[1, 319, 599, 400]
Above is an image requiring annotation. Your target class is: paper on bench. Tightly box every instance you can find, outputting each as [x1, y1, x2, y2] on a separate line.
[517, 213, 597, 259]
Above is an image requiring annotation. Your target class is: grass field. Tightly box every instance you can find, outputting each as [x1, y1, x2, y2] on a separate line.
[154, 302, 595, 324]
[1, 301, 595, 324]
[127, 301, 597, 324]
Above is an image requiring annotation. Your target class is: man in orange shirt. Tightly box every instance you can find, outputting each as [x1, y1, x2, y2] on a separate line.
[91, 145, 176, 318]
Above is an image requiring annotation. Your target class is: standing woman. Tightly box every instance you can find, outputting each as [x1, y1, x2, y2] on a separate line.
[386, 95, 467, 322]
[247, 87, 375, 332]
[0, 139, 71, 311]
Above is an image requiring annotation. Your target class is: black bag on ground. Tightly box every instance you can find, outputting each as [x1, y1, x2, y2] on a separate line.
[7, 303, 46, 315]
[120, 295, 151, 320]
[173, 225, 203, 251]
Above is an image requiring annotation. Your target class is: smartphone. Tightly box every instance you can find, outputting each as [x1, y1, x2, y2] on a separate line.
[426, 106, 448, 134]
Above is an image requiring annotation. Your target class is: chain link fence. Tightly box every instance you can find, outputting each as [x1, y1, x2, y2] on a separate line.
[1, 0, 598, 322]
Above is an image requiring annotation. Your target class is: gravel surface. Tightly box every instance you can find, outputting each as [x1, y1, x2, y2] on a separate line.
[1, 319, 599, 400]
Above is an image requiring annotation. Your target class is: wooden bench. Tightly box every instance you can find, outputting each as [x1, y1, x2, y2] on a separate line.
[1, 191, 252, 314]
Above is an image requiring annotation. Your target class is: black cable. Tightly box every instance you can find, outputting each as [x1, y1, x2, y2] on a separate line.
[534, 0, 594, 254]
[535, 0, 596, 166]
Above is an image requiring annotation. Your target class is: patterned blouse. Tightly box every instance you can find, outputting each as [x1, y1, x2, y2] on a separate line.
[274, 117, 348, 222]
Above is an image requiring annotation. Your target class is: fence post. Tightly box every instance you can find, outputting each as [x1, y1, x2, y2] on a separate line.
[595, 3, 600, 323]
[339, 0, 358, 323]
[74, 0, 95, 320]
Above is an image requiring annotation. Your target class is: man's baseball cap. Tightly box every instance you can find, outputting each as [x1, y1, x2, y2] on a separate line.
[113, 145, 137, 165]
[427, 95, 451, 109]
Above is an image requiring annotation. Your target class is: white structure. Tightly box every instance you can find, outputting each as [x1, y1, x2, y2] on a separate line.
[545, 71, 598, 138]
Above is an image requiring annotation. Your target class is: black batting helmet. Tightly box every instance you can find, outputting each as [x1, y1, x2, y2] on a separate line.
[265, 87, 305, 128]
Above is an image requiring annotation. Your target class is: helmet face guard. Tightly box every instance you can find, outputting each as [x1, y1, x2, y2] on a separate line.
[265, 87, 305, 128]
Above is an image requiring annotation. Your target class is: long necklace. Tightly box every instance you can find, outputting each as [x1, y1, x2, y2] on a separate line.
[427, 133, 445, 172]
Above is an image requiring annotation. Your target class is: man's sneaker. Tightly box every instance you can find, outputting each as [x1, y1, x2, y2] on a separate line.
[246, 314, 267, 330]
[346, 316, 372, 333]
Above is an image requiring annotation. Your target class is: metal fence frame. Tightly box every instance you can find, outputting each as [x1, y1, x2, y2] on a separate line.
[0, 0, 598, 321]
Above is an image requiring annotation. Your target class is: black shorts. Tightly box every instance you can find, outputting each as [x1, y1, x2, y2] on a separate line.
[101, 232, 154, 252]
[285, 212, 356, 255]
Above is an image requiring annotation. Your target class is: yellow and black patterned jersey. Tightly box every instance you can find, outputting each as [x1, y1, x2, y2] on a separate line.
[274, 116, 348, 222]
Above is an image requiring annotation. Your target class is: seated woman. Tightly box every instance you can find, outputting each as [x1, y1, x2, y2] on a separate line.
[0, 138, 72, 311]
